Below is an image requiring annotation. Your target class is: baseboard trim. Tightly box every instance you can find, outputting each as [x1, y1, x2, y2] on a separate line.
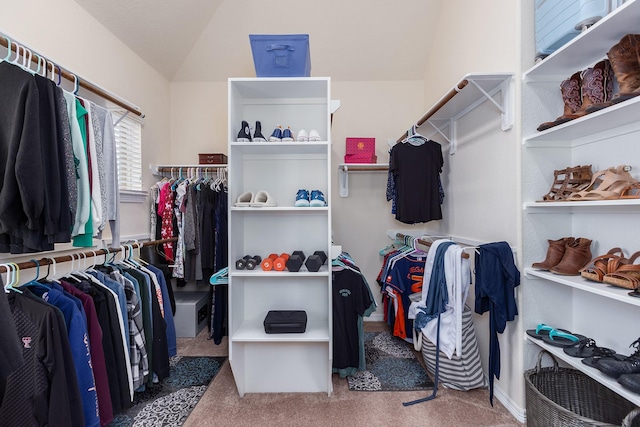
[492, 379, 526, 424]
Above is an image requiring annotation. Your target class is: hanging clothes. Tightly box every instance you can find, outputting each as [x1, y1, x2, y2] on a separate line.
[151, 170, 229, 343]
[331, 252, 376, 377]
[0, 277, 23, 381]
[387, 130, 444, 224]
[475, 241, 520, 406]
[378, 242, 428, 342]
[1, 289, 86, 427]
[0, 60, 120, 254]
[409, 240, 471, 359]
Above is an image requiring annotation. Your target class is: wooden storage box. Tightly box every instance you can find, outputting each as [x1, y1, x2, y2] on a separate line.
[198, 153, 228, 164]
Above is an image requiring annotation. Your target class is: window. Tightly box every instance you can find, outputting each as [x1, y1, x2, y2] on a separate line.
[112, 111, 146, 202]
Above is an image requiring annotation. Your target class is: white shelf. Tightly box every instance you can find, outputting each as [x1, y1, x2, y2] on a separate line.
[231, 265, 330, 277]
[525, 268, 640, 307]
[229, 141, 329, 155]
[232, 318, 330, 343]
[230, 206, 329, 212]
[525, 335, 640, 407]
[523, 96, 640, 147]
[524, 199, 640, 212]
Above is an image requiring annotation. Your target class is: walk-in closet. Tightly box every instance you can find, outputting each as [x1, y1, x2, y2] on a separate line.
[3, 1, 640, 426]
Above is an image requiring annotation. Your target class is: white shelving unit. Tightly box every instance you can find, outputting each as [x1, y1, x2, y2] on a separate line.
[227, 77, 332, 397]
[522, 0, 640, 407]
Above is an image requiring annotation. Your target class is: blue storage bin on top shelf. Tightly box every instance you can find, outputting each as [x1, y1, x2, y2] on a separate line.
[249, 34, 311, 77]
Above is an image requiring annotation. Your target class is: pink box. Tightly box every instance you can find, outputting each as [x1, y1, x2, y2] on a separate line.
[344, 153, 378, 164]
[346, 137, 375, 156]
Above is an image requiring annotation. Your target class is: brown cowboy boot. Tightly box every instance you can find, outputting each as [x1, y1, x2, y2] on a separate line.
[573, 60, 613, 117]
[587, 34, 640, 113]
[532, 237, 575, 271]
[537, 71, 582, 131]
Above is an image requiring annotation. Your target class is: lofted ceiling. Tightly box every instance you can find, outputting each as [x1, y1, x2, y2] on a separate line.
[74, 0, 442, 82]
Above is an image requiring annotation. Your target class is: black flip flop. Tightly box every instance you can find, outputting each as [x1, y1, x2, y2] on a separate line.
[564, 338, 615, 358]
[541, 329, 587, 348]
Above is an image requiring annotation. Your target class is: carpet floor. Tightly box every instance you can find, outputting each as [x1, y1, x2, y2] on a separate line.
[108, 356, 226, 427]
[347, 331, 434, 391]
[176, 322, 524, 427]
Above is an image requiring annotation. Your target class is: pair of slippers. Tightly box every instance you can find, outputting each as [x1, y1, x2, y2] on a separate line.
[235, 191, 277, 207]
[526, 323, 587, 348]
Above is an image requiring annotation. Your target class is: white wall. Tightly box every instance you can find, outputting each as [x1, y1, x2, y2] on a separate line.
[422, 0, 525, 419]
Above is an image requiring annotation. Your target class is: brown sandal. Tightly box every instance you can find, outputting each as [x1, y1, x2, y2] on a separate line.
[580, 247, 626, 282]
[569, 165, 639, 201]
[540, 165, 592, 202]
[603, 251, 640, 289]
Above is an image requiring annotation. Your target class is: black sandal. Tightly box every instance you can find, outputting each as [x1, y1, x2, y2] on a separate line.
[564, 338, 614, 358]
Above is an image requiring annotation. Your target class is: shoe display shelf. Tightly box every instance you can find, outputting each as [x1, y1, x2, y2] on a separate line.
[227, 77, 332, 397]
[522, 0, 640, 406]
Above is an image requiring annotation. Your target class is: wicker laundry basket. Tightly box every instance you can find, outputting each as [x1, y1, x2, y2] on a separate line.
[525, 350, 640, 427]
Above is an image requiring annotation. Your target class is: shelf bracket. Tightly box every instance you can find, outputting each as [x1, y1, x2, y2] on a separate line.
[339, 165, 349, 198]
[467, 77, 513, 132]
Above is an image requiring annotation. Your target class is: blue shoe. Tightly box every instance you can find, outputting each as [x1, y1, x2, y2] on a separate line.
[282, 126, 294, 142]
[269, 125, 283, 142]
[294, 189, 310, 207]
[310, 190, 327, 207]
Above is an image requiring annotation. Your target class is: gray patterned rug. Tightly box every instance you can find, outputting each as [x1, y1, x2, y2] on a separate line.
[108, 356, 226, 427]
[347, 332, 434, 392]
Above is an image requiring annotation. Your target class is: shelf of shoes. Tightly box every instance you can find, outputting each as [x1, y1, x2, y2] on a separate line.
[524, 335, 640, 407]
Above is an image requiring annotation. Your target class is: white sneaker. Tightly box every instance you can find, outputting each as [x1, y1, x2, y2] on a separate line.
[296, 129, 309, 142]
[308, 129, 321, 141]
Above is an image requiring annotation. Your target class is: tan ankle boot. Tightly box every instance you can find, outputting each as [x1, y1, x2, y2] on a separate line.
[550, 238, 593, 276]
[532, 237, 575, 270]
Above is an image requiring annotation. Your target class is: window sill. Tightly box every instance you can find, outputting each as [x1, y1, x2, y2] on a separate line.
[120, 190, 148, 203]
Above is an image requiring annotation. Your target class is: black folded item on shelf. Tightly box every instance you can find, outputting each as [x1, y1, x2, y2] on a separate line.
[264, 310, 307, 334]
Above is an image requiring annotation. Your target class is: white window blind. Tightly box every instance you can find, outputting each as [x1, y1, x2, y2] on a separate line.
[112, 111, 143, 194]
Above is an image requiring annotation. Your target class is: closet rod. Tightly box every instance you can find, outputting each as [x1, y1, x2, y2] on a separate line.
[396, 233, 470, 259]
[396, 78, 469, 143]
[0, 35, 144, 118]
[156, 165, 227, 173]
[0, 237, 176, 273]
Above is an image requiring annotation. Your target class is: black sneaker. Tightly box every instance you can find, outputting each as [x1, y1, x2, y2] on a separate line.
[595, 337, 640, 378]
[237, 120, 252, 142]
[253, 121, 266, 142]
